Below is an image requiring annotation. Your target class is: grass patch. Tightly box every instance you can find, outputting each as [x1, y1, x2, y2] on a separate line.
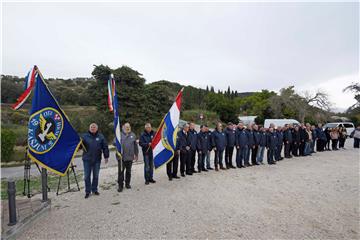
[0, 172, 83, 200]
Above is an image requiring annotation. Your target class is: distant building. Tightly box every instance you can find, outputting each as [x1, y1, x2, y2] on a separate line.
[238, 116, 257, 125]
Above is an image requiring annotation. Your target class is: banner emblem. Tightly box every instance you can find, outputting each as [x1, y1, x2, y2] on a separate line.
[28, 107, 64, 154]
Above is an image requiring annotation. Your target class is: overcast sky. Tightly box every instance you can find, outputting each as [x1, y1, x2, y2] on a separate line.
[2, 2, 359, 111]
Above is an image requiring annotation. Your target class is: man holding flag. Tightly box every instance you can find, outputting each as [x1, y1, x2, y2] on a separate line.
[150, 88, 184, 175]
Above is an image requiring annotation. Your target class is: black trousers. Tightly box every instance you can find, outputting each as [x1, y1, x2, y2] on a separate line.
[118, 160, 132, 188]
[316, 139, 324, 151]
[251, 146, 258, 165]
[292, 142, 299, 156]
[190, 150, 196, 171]
[180, 150, 191, 174]
[284, 142, 291, 157]
[331, 139, 338, 150]
[339, 138, 346, 148]
[225, 146, 235, 167]
[166, 152, 179, 178]
[299, 141, 305, 156]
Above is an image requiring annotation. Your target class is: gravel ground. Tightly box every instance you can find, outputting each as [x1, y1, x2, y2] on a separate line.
[18, 141, 359, 239]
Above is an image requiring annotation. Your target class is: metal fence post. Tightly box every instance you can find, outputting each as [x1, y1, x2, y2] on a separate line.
[7, 181, 17, 226]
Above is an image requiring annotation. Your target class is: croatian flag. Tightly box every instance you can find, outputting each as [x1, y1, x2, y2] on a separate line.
[12, 66, 37, 110]
[151, 88, 184, 169]
[108, 74, 122, 157]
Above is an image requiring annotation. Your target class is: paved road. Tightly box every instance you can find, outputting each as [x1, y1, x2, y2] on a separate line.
[1, 150, 144, 179]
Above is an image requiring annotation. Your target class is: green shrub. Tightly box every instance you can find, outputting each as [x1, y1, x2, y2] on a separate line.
[1, 129, 16, 162]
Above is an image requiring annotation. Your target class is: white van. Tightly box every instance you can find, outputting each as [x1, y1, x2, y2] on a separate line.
[264, 119, 300, 129]
[323, 122, 355, 137]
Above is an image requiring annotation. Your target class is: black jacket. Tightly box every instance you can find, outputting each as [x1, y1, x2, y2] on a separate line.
[197, 131, 210, 153]
[177, 130, 192, 152]
[283, 129, 293, 143]
[188, 129, 198, 151]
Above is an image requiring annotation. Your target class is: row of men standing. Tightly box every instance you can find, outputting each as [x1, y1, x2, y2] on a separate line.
[166, 122, 330, 180]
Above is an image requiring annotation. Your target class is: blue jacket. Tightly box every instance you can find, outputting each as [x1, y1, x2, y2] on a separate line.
[315, 127, 326, 141]
[283, 129, 293, 143]
[253, 130, 261, 146]
[236, 128, 248, 147]
[82, 131, 109, 162]
[177, 130, 192, 152]
[246, 129, 255, 147]
[276, 131, 284, 146]
[207, 131, 213, 151]
[212, 130, 227, 151]
[197, 131, 210, 153]
[266, 132, 277, 149]
[258, 132, 267, 147]
[139, 130, 155, 155]
[189, 129, 198, 151]
[225, 127, 236, 147]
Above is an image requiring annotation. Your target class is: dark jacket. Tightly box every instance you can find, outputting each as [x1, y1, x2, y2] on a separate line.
[177, 130, 192, 152]
[236, 128, 248, 147]
[276, 130, 284, 146]
[315, 127, 327, 141]
[300, 128, 308, 142]
[139, 130, 155, 155]
[82, 131, 109, 162]
[246, 129, 255, 147]
[253, 130, 261, 146]
[212, 130, 227, 151]
[189, 129, 198, 151]
[258, 132, 267, 147]
[225, 127, 236, 147]
[120, 131, 139, 161]
[311, 129, 317, 140]
[283, 129, 293, 143]
[292, 130, 301, 144]
[266, 132, 277, 149]
[207, 131, 213, 151]
[197, 131, 210, 153]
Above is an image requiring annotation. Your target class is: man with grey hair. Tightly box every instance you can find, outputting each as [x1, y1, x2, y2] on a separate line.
[117, 122, 138, 192]
[81, 123, 109, 199]
[139, 123, 156, 185]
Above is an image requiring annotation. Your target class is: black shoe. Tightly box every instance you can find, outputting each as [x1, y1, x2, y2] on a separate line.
[173, 176, 180, 179]
[255, 163, 260, 165]
[126, 184, 131, 189]
[186, 172, 193, 175]
[181, 173, 185, 177]
[202, 169, 208, 172]
[192, 170, 198, 173]
[230, 165, 236, 169]
[93, 191, 100, 196]
[207, 167, 214, 170]
[168, 177, 173, 181]
[145, 181, 150, 185]
[220, 166, 226, 170]
[85, 193, 90, 199]
[117, 187, 123, 192]
[149, 179, 156, 183]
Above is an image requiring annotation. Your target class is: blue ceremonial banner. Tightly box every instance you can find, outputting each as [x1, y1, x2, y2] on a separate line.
[27, 69, 81, 176]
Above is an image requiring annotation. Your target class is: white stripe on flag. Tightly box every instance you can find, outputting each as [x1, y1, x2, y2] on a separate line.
[169, 102, 180, 129]
[153, 141, 165, 157]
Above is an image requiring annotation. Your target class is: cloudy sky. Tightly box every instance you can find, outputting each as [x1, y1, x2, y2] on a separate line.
[2, 2, 359, 111]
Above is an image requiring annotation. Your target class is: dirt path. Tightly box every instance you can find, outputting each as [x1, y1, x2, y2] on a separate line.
[18, 142, 359, 239]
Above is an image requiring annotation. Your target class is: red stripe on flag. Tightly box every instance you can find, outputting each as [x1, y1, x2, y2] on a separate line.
[175, 88, 183, 109]
[151, 122, 163, 149]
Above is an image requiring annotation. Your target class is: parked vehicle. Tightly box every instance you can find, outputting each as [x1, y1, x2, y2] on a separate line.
[323, 122, 355, 137]
[264, 119, 300, 128]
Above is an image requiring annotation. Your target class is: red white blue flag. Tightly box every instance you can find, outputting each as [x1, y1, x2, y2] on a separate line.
[108, 74, 122, 157]
[12, 66, 37, 110]
[151, 88, 183, 169]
